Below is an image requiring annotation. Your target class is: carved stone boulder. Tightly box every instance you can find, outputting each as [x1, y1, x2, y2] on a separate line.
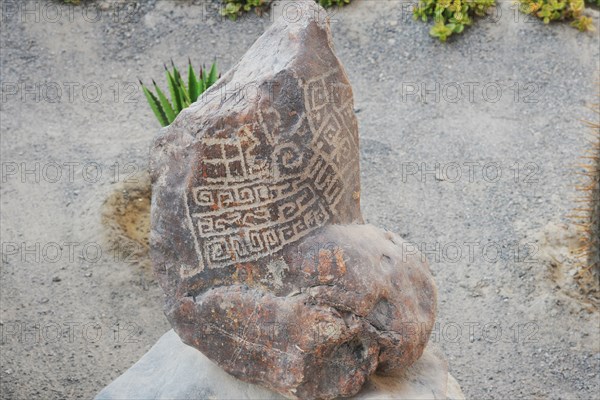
[150, 1, 437, 398]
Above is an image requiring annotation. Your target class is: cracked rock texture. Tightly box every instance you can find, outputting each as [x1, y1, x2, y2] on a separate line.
[150, 1, 437, 398]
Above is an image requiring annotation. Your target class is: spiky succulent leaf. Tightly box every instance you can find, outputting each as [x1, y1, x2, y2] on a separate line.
[198, 78, 206, 98]
[140, 81, 169, 127]
[172, 61, 191, 106]
[152, 80, 176, 123]
[208, 62, 219, 86]
[188, 59, 200, 102]
[177, 79, 190, 108]
[165, 66, 183, 113]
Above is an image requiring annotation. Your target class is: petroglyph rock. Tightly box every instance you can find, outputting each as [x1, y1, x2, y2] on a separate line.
[150, 1, 437, 398]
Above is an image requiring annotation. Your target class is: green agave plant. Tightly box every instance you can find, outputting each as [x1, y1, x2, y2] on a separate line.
[140, 60, 220, 127]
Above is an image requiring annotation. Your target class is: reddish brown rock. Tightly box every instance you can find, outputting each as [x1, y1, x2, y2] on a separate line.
[150, 1, 437, 399]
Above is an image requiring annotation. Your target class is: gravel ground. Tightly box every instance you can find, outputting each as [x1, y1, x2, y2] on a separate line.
[1, 1, 599, 399]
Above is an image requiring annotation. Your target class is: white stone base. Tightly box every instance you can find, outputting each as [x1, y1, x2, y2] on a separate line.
[96, 330, 464, 400]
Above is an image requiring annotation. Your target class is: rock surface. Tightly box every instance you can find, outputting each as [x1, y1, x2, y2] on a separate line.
[150, 1, 437, 398]
[95, 330, 464, 400]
